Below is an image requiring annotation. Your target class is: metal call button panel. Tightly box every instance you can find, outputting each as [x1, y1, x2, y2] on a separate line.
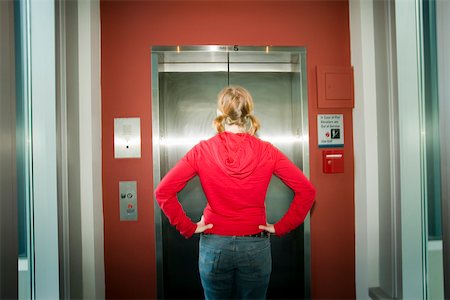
[119, 181, 138, 221]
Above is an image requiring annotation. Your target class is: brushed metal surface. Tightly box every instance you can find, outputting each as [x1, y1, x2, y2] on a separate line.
[152, 46, 309, 299]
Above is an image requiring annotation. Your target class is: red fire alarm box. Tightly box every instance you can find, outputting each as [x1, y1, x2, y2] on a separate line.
[323, 150, 344, 173]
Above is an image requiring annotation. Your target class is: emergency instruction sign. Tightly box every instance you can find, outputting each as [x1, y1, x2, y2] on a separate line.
[318, 114, 344, 148]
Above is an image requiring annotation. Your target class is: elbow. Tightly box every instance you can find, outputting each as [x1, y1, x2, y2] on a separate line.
[154, 185, 160, 199]
[154, 185, 165, 206]
[154, 184, 174, 210]
[154, 185, 161, 198]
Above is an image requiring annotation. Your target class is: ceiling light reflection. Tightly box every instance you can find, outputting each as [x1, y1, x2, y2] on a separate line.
[159, 135, 307, 147]
[160, 136, 211, 147]
[259, 135, 307, 144]
[208, 45, 221, 52]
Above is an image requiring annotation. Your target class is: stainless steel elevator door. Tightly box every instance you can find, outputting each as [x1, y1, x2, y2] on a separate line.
[157, 70, 306, 299]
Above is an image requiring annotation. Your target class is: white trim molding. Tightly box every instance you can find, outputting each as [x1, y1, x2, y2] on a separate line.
[350, 0, 380, 298]
[77, 0, 105, 298]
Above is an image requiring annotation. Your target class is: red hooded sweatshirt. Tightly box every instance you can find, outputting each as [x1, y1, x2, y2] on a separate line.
[155, 131, 316, 238]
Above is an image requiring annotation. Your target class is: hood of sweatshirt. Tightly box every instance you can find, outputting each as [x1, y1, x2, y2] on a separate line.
[208, 131, 263, 179]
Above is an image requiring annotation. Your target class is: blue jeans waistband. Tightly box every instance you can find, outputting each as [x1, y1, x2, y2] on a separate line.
[201, 231, 271, 238]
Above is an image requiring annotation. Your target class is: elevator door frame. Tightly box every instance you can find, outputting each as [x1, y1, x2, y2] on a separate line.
[151, 46, 310, 298]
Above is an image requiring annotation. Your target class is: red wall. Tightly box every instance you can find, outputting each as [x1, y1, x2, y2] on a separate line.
[101, 1, 355, 299]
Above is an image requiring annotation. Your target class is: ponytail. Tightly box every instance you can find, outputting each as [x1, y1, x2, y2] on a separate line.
[213, 115, 226, 133]
[246, 114, 260, 135]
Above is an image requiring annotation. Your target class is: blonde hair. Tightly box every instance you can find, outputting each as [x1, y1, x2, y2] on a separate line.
[213, 86, 260, 135]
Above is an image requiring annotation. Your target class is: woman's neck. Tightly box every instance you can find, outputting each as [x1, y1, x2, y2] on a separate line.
[224, 124, 245, 134]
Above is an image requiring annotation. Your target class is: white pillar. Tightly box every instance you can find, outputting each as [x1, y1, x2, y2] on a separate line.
[78, 0, 105, 298]
[349, 0, 380, 298]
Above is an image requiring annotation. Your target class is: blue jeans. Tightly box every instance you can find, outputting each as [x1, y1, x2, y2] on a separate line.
[199, 234, 272, 300]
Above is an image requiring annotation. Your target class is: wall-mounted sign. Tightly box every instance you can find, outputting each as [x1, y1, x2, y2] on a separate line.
[318, 114, 344, 148]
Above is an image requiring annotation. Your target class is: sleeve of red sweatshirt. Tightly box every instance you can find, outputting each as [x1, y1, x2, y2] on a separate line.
[272, 148, 316, 236]
[154, 148, 198, 238]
